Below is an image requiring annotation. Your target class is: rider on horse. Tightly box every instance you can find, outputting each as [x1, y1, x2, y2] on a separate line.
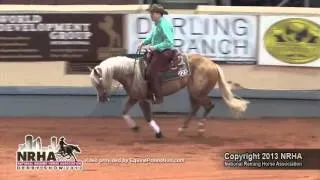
[58, 137, 67, 155]
[138, 4, 174, 104]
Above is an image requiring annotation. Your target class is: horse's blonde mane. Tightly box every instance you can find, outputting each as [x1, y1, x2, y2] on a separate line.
[97, 56, 146, 95]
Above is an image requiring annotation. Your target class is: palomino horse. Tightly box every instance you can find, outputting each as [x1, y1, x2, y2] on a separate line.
[89, 53, 249, 138]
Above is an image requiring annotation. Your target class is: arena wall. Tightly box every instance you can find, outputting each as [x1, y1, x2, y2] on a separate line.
[0, 62, 318, 118]
[0, 87, 318, 118]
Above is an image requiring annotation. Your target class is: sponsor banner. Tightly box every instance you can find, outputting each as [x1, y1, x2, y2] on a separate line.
[259, 16, 320, 67]
[0, 14, 125, 61]
[126, 14, 257, 64]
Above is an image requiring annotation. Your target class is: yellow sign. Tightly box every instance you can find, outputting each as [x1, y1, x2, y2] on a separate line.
[264, 18, 320, 64]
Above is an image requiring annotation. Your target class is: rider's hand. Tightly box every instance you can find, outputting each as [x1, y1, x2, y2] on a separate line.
[148, 46, 155, 51]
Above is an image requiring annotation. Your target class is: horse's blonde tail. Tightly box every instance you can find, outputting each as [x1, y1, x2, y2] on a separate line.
[216, 64, 249, 118]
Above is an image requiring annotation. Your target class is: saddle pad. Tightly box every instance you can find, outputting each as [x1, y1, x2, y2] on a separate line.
[160, 54, 191, 82]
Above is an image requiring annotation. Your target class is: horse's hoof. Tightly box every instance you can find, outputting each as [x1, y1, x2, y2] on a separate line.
[155, 132, 163, 139]
[132, 126, 140, 132]
[178, 127, 185, 133]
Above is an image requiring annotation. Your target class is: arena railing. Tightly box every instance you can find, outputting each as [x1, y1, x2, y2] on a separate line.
[195, 5, 320, 15]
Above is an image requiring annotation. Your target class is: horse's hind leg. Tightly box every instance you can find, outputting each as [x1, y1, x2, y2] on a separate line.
[122, 97, 139, 132]
[178, 96, 200, 134]
[197, 96, 215, 135]
[188, 81, 216, 136]
[139, 100, 163, 139]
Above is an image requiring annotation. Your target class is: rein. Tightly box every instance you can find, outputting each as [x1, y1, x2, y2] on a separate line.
[133, 47, 142, 75]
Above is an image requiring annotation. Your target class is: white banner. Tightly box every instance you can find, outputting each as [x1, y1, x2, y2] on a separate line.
[126, 14, 257, 63]
[259, 16, 320, 67]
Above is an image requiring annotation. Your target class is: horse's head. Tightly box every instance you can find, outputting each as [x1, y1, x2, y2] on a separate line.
[88, 66, 110, 103]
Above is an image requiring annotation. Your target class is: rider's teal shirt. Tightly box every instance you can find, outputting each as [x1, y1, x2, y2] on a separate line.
[142, 16, 174, 51]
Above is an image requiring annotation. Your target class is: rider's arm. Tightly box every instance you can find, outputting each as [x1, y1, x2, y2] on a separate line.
[142, 28, 154, 45]
[153, 20, 174, 51]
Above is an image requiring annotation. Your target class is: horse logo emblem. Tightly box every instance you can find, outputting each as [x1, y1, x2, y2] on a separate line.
[99, 15, 122, 48]
[97, 15, 126, 60]
[16, 135, 83, 170]
[55, 136, 81, 162]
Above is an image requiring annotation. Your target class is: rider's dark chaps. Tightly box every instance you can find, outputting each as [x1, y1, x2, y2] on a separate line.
[145, 49, 174, 104]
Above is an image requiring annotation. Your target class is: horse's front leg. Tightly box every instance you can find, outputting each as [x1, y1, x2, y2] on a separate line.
[122, 97, 139, 132]
[139, 100, 163, 139]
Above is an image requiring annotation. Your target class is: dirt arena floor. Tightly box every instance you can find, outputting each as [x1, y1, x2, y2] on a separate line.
[1, 117, 320, 180]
